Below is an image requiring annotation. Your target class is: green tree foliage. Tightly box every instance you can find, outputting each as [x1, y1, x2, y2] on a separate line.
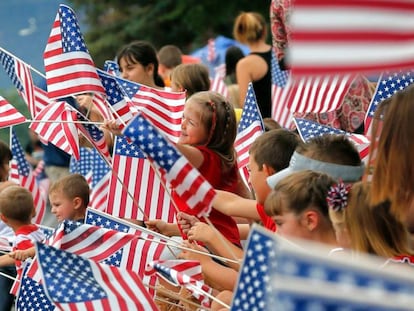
[70, 1, 271, 67]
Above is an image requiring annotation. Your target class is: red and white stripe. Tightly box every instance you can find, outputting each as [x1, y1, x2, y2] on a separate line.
[289, 0, 414, 76]
[0, 96, 26, 128]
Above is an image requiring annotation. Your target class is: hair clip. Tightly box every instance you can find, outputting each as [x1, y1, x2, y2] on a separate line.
[327, 180, 351, 212]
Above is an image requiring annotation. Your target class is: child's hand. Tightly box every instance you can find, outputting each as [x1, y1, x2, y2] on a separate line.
[101, 119, 122, 136]
[9, 247, 35, 261]
[145, 219, 168, 235]
[178, 240, 211, 263]
[176, 212, 199, 235]
[187, 222, 214, 243]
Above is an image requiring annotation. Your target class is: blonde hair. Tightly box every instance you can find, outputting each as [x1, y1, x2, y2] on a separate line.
[170, 63, 210, 98]
[233, 12, 267, 45]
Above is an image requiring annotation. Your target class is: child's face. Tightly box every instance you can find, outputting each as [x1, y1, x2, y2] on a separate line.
[273, 211, 311, 240]
[49, 190, 82, 223]
[119, 57, 152, 85]
[248, 155, 271, 204]
[178, 102, 209, 146]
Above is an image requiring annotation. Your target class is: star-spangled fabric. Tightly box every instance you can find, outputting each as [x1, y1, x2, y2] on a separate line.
[364, 70, 414, 136]
[43, 4, 104, 99]
[104, 60, 120, 76]
[114, 73, 185, 143]
[294, 117, 371, 163]
[15, 262, 56, 311]
[10, 131, 46, 225]
[235, 82, 264, 184]
[106, 136, 175, 221]
[69, 147, 94, 183]
[231, 225, 278, 311]
[98, 70, 133, 126]
[123, 113, 216, 217]
[267, 236, 414, 310]
[0, 95, 26, 128]
[271, 51, 292, 128]
[85, 208, 169, 297]
[0, 49, 50, 117]
[35, 242, 158, 310]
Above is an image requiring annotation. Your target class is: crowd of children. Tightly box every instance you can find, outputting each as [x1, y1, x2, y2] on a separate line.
[1, 4, 414, 311]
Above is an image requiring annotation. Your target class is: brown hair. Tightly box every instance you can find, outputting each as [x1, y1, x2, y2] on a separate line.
[297, 135, 362, 167]
[249, 129, 300, 172]
[186, 91, 237, 172]
[0, 140, 12, 181]
[369, 86, 414, 221]
[158, 45, 182, 69]
[265, 170, 335, 219]
[49, 173, 90, 208]
[233, 12, 267, 44]
[345, 182, 412, 258]
[0, 186, 34, 223]
[170, 63, 210, 98]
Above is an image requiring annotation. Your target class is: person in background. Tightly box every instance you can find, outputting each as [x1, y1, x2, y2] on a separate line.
[170, 63, 211, 99]
[0, 186, 45, 296]
[224, 46, 245, 86]
[233, 11, 273, 118]
[157, 44, 183, 88]
[117, 40, 165, 89]
[0, 141, 15, 311]
[329, 181, 414, 267]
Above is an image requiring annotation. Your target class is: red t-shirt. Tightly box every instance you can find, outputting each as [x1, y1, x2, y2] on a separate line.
[11, 224, 45, 295]
[173, 146, 241, 247]
[256, 203, 277, 232]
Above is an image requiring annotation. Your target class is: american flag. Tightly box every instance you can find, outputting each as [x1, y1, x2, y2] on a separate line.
[271, 51, 292, 128]
[30, 101, 79, 159]
[0, 50, 37, 117]
[268, 232, 414, 310]
[85, 208, 169, 297]
[9, 131, 46, 225]
[207, 38, 216, 63]
[35, 242, 158, 311]
[104, 60, 120, 76]
[235, 83, 265, 173]
[89, 149, 111, 211]
[73, 108, 112, 164]
[148, 259, 212, 308]
[43, 4, 104, 99]
[288, 0, 414, 76]
[231, 225, 278, 311]
[106, 136, 175, 222]
[210, 64, 229, 98]
[15, 262, 56, 311]
[69, 147, 94, 185]
[114, 74, 185, 143]
[364, 70, 414, 136]
[294, 117, 371, 163]
[98, 70, 133, 127]
[0, 95, 26, 128]
[123, 113, 216, 217]
[286, 74, 355, 114]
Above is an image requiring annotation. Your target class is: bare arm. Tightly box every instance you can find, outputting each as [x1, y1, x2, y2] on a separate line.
[178, 241, 238, 291]
[0, 254, 14, 267]
[213, 190, 260, 221]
